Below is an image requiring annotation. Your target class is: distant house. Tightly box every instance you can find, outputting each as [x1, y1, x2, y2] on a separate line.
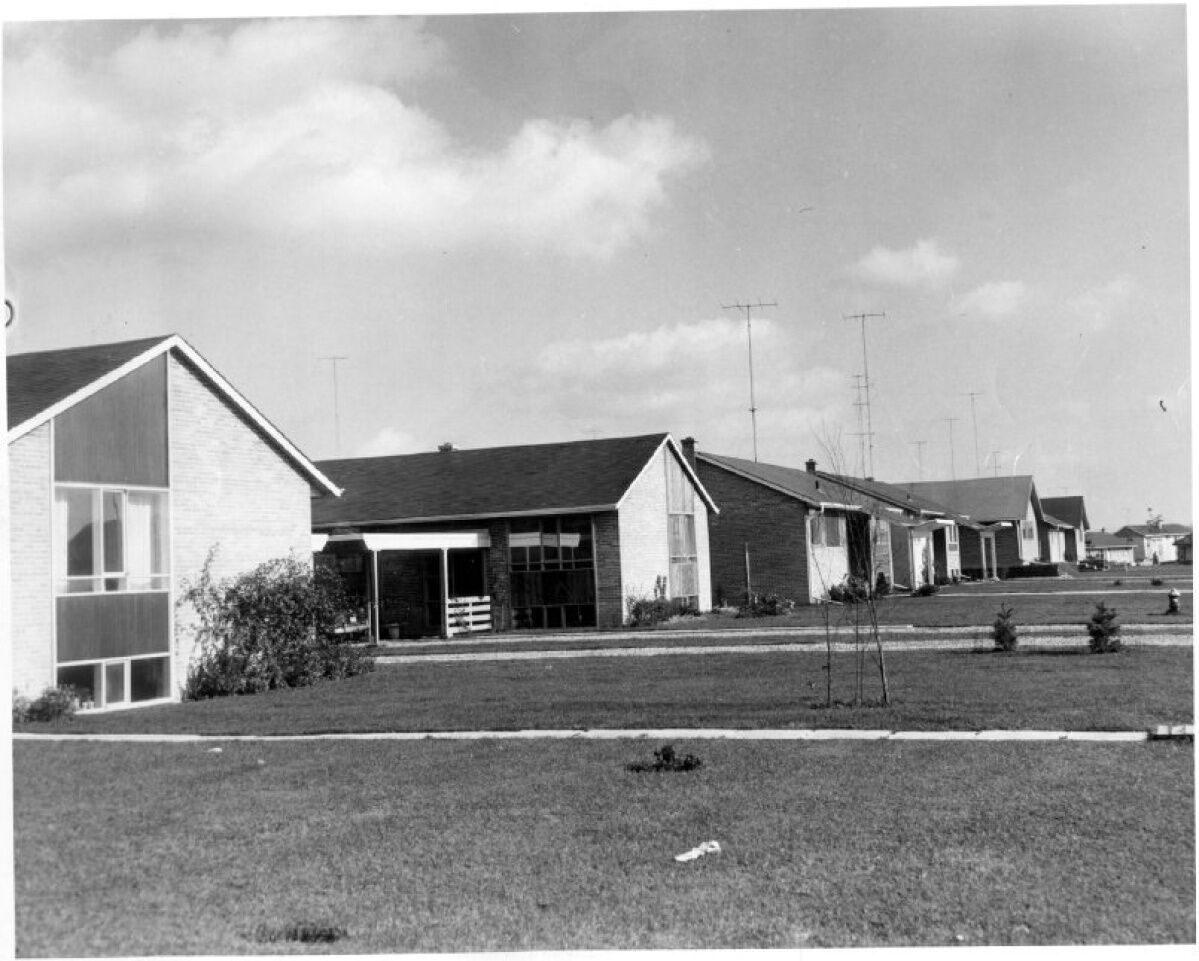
[1114, 521, 1193, 564]
[1039, 495, 1090, 563]
[1085, 531, 1137, 567]
[1176, 533, 1192, 565]
[1038, 512, 1072, 564]
[312, 433, 715, 636]
[896, 476, 1047, 579]
[7, 335, 340, 708]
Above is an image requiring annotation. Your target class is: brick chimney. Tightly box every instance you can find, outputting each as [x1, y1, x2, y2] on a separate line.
[681, 437, 697, 470]
[805, 458, 817, 473]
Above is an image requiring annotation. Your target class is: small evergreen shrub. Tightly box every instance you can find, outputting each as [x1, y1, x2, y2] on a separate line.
[1087, 601, 1123, 653]
[181, 552, 374, 700]
[829, 576, 871, 604]
[874, 572, 892, 597]
[738, 592, 797, 618]
[627, 744, 703, 772]
[992, 603, 1018, 652]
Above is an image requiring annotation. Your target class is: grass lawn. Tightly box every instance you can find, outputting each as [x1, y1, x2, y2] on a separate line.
[13, 738, 1194, 953]
[27, 647, 1192, 736]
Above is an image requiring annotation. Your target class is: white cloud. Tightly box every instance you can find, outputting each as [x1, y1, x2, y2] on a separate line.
[1065, 276, 1134, 328]
[955, 280, 1028, 319]
[6, 18, 708, 259]
[849, 239, 959, 290]
[355, 426, 420, 458]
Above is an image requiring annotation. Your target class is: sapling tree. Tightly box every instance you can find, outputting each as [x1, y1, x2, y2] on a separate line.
[1087, 601, 1123, 653]
[992, 603, 1018, 652]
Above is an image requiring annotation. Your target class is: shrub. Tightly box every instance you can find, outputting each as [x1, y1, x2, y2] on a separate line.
[626, 596, 674, 627]
[913, 582, 939, 597]
[626, 744, 703, 773]
[738, 592, 797, 618]
[181, 552, 375, 700]
[16, 685, 79, 723]
[1150, 577, 1164, 587]
[1087, 601, 1123, 653]
[874, 572, 892, 597]
[992, 603, 1018, 652]
[829, 576, 871, 604]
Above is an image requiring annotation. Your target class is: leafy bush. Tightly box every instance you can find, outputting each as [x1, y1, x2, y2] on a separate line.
[738, 592, 796, 618]
[913, 582, 940, 597]
[626, 744, 703, 772]
[15, 685, 79, 723]
[1087, 601, 1123, 653]
[626, 596, 674, 627]
[992, 603, 1018, 652]
[181, 552, 374, 700]
[829, 576, 871, 604]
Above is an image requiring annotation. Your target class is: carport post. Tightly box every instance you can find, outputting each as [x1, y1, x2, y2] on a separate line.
[441, 548, 451, 638]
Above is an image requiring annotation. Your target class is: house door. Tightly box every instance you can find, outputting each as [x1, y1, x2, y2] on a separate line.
[982, 534, 998, 579]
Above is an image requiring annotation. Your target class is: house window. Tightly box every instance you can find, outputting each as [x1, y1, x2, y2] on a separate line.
[947, 525, 959, 546]
[509, 515, 596, 629]
[666, 455, 699, 605]
[811, 514, 842, 547]
[1020, 520, 1036, 541]
[55, 486, 169, 594]
[56, 654, 171, 709]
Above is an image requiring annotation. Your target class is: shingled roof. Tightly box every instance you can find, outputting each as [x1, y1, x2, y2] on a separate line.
[1040, 495, 1090, 531]
[314, 433, 714, 527]
[896, 476, 1037, 523]
[6, 334, 340, 496]
[696, 452, 858, 510]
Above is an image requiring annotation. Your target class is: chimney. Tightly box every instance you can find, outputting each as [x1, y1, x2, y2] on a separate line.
[681, 437, 697, 470]
[805, 459, 817, 473]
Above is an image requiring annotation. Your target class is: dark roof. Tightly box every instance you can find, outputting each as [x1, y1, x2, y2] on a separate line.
[697, 452, 836, 508]
[896, 476, 1036, 523]
[315, 433, 706, 526]
[1115, 523, 1192, 538]
[1086, 531, 1137, 550]
[1040, 495, 1089, 530]
[1175, 533, 1193, 547]
[1041, 512, 1071, 530]
[7, 335, 172, 429]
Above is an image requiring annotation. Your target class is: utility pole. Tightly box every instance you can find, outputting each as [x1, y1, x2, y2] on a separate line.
[844, 312, 885, 477]
[908, 440, 927, 480]
[965, 391, 983, 477]
[944, 417, 959, 480]
[723, 300, 777, 461]
[319, 355, 348, 455]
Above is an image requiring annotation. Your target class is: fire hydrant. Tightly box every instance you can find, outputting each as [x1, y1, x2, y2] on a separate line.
[1166, 588, 1181, 615]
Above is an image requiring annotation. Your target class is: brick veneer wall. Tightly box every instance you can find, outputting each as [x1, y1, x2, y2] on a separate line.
[8, 426, 54, 695]
[169, 354, 317, 696]
[593, 510, 623, 628]
[697, 459, 812, 606]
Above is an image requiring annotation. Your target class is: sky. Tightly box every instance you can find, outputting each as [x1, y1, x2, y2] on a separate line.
[2, 3, 1191, 531]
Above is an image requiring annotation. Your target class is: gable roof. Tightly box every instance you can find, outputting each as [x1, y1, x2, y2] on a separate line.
[1039, 495, 1089, 531]
[314, 433, 716, 528]
[896, 476, 1037, 523]
[1086, 531, 1137, 550]
[7, 334, 341, 497]
[1115, 523, 1192, 538]
[1175, 533, 1193, 547]
[696, 452, 860, 511]
[1040, 512, 1072, 530]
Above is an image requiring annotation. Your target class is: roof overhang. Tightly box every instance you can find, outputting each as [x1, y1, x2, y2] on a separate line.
[313, 503, 615, 530]
[318, 530, 491, 552]
[619, 435, 720, 515]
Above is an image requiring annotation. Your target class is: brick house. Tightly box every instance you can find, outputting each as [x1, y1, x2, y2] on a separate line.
[896, 476, 1047, 579]
[312, 433, 715, 636]
[6, 335, 340, 708]
[1039, 495, 1090, 563]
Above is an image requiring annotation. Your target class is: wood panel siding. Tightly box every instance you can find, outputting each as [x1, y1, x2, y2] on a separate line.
[55, 355, 168, 486]
[56, 592, 171, 662]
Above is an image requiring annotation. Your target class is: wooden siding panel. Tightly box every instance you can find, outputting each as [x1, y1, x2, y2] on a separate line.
[56, 592, 171, 662]
[55, 355, 168, 486]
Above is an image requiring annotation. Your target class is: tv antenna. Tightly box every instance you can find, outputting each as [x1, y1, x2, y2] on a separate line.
[965, 391, 983, 476]
[319, 355, 349, 455]
[844, 312, 885, 477]
[944, 417, 959, 480]
[908, 439, 927, 480]
[851, 374, 871, 477]
[722, 300, 777, 461]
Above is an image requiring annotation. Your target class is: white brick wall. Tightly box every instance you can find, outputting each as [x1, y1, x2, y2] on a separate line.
[8, 426, 54, 696]
[168, 355, 318, 696]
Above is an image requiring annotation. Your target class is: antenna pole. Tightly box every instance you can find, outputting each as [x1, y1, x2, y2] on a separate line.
[990, 450, 1002, 477]
[908, 440, 927, 480]
[844, 312, 885, 476]
[852, 374, 870, 477]
[944, 417, 959, 480]
[965, 391, 982, 477]
[723, 300, 777, 461]
[319, 355, 348, 455]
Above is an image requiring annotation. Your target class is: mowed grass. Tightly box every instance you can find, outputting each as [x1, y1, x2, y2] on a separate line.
[32, 647, 1193, 735]
[13, 738, 1194, 953]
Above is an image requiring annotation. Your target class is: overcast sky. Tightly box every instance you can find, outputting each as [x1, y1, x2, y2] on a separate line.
[3, 5, 1190, 530]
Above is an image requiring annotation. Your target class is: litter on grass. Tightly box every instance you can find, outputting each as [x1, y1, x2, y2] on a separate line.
[675, 840, 721, 862]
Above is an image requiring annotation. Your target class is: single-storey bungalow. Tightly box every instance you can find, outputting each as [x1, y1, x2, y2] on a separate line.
[7, 335, 340, 708]
[1039, 495, 1090, 563]
[896, 476, 1047, 579]
[1085, 531, 1137, 567]
[1113, 521, 1192, 565]
[312, 433, 715, 637]
[1175, 533, 1192, 565]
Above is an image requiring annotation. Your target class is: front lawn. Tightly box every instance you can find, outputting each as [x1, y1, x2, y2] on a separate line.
[26, 647, 1193, 735]
[13, 738, 1194, 953]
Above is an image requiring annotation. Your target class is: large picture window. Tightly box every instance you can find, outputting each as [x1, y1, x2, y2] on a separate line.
[509, 515, 596, 629]
[666, 454, 699, 605]
[55, 486, 170, 594]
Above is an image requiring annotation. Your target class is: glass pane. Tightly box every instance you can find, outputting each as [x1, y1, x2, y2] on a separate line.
[127, 492, 169, 580]
[59, 488, 97, 577]
[131, 657, 170, 701]
[105, 662, 127, 705]
[57, 664, 98, 705]
[560, 516, 593, 565]
[103, 491, 124, 574]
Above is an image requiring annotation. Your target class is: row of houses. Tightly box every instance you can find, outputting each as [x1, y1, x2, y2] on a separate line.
[4, 335, 1188, 711]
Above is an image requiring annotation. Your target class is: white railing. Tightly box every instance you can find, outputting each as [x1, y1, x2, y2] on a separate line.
[446, 596, 492, 636]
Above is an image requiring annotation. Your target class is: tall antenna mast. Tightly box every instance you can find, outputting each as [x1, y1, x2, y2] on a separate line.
[989, 450, 1002, 477]
[844, 312, 885, 477]
[965, 391, 982, 477]
[909, 439, 927, 480]
[319, 355, 348, 455]
[944, 417, 959, 480]
[852, 374, 870, 477]
[723, 300, 777, 461]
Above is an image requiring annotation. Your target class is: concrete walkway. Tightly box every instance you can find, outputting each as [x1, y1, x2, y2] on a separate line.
[16, 727, 1190, 744]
